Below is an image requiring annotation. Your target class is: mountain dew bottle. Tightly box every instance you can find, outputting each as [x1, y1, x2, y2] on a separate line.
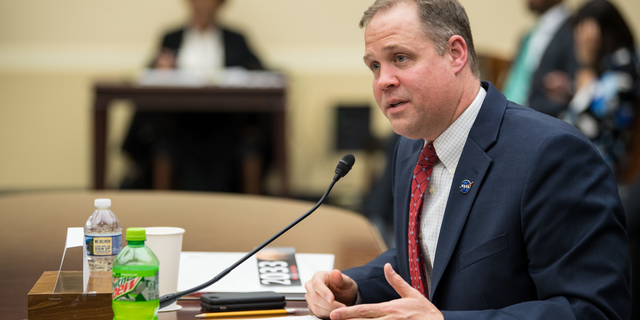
[112, 228, 159, 320]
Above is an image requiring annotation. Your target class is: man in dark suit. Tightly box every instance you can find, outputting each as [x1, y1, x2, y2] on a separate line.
[152, 27, 262, 71]
[304, 1, 630, 319]
[122, 0, 269, 191]
[503, 0, 577, 116]
[150, 0, 262, 71]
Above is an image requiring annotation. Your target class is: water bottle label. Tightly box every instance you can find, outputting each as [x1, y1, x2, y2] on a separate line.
[112, 271, 159, 302]
[85, 234, 122, 256]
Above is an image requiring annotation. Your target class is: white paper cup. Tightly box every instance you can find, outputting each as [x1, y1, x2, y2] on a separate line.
[144, 227, 185, 312]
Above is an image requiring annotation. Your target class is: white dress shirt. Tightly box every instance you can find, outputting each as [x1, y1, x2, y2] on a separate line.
[177, 26, 225, 72]
[420, 86, 487, 294]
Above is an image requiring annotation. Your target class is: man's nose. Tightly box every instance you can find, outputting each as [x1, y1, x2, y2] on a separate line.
[377, 68, 399, 91]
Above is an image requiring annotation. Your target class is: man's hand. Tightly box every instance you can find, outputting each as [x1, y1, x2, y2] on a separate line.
[154, 48, 176, 69]
[328, 263, 443, 320]
[543, 71, 572, 104]
[304, 269, 358, 318]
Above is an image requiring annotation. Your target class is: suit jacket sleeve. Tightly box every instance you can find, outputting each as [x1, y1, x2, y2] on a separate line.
[160, 28, 183, 53]
[343, 248, 401, 303]
[222, 28, 264, 70]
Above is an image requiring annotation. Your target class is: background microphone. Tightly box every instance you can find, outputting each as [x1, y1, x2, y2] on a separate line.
[159, 154, 356, 309]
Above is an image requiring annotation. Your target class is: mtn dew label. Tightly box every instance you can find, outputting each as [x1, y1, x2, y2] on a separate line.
[112, 269, 159, 302]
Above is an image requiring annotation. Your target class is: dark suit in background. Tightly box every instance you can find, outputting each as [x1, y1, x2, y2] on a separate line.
[158, 27, 263, 70]
[122, 27, 271, 192]
[527, 19, 577, 116]
[343, 82, 631, 319]
[503, 3, 577, 117]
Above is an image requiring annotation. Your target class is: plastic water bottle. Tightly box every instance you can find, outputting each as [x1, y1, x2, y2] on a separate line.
[112, 228, 160, 320]
[84, 198, 122, 271]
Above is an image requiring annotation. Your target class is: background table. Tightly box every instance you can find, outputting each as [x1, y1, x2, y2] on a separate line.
[93, 82, 288, 195]
[0, 191, 386, 319]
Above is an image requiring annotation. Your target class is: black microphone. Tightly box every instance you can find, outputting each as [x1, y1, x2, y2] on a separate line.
[159, 154, 356, 309]
[334, 154, 355, 181]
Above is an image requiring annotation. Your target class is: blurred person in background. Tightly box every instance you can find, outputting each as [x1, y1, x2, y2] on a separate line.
[122, 0, 271, 192]
[559, 0, 639, 178]
[562, 1, 639, 316]
[502, 0, 577, 116]
[151, 0, 262, 71]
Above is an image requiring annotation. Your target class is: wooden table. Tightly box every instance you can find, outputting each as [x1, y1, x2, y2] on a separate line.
[28, 270, 310, 320]
[0, 191, 386, 319]
[93, 82, 288, 195]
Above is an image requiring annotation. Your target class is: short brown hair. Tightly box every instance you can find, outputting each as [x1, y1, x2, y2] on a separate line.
[360, 0, 480, 78]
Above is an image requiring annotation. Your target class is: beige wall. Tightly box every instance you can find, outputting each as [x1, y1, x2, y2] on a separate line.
[1, 0, 639, 201]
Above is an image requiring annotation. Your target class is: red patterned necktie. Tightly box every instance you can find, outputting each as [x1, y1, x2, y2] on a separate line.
[408, 143, 438, 299]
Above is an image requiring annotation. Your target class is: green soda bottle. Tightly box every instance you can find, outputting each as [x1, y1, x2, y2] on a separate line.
[112, 228, 160, 320]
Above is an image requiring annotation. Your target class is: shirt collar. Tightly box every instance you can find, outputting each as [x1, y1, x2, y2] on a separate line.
[432, 86, 487, 173]
[186, 25, 220, 39]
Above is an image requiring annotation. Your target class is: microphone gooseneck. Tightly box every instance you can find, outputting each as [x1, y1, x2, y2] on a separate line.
[159, 154, 356, 309]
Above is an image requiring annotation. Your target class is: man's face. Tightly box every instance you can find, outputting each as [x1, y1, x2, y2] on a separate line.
[364, 2, 459, 141]
[189, 0, 224, 28]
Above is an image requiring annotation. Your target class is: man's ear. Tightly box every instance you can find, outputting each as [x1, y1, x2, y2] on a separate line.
[448, 35, 468, 75]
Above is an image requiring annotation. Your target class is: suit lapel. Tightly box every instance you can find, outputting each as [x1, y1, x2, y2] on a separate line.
[430, 139, 491, 298]
[430, 82, 507, 299]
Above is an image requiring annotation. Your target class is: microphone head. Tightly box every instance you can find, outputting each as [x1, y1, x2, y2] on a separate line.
[335, 154, 356, 179]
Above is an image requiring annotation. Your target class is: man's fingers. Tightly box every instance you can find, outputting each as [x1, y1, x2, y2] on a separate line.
[328, 269, 345, 302]
[330, 304, 386, 320]
[384, 263, 423, 299]
[305, 273, 335, 303]
[327, 269, 358, 306]
[304, 270, 358, 319]
[305, 291, 347, 316]
[320, 300, 348, 315]
[305, 274, 348, 319]
[329, 269, 345, 289]
[329, 269, 351, 300]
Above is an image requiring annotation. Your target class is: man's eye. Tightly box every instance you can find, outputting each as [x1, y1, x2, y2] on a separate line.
[396, 55, 406, 62]
[371, 62, 380, 71]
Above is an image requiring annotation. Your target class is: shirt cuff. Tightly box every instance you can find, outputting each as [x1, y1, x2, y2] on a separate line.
[354, 290, 363, 305]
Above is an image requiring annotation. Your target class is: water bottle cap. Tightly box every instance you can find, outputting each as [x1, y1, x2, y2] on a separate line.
[126, 228, 146, 241]
[94, 198, 111, 209]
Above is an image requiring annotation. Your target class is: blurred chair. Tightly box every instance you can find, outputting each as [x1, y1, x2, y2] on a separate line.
[477, 54, 511, 91]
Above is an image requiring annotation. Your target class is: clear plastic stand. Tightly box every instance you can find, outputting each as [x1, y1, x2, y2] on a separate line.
[28, 228, 112, 320]
[54, 227, 89, 293]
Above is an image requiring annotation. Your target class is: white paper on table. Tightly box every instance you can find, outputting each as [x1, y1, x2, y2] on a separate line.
[177, 252, 334, 294]
[54, 227, 89, 292]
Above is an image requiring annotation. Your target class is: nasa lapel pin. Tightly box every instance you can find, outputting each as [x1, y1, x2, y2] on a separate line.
[459, 180, 474, 194]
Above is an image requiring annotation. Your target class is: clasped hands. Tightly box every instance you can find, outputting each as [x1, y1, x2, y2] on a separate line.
[304, 263, 444, 320]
